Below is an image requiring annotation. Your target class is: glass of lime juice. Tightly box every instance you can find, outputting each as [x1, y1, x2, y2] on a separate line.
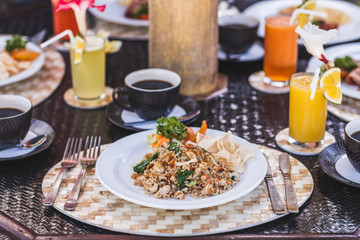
[70, 35, 105, 100]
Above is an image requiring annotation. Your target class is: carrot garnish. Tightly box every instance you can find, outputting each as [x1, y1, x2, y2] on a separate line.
[192, 120, 207, 142]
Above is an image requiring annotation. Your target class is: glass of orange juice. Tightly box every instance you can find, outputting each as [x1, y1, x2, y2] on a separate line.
[51, 0, 79, 38]
[289, 72, 328, 148]
[263, 14, 298, 87]
[70, 35, 106, 100]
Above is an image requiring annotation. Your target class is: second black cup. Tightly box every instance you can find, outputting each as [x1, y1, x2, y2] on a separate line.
[113, 68, 181, 120]
[344, 119, 360, 173]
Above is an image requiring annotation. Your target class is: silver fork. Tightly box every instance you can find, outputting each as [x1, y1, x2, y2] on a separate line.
[43, 137, 82, 206]
[64, 136, 101, 211]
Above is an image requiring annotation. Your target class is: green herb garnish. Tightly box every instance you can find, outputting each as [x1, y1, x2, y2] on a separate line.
[134, 6, 148, 19]
[156, 117, 188, 140]
[5, 35, 27, 53]
[334, 56, 357, 72]
[177, 168, 194, 190]
[133, 152, 159, 174]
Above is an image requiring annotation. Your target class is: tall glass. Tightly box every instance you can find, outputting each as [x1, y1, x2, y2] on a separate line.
[70, 35, 106, 100]
[51, 0, 79, 38]
[263, 14, 298, 87]
[289, 73, 328, 148]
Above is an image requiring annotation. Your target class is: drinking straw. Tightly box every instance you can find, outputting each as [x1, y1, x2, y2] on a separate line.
[290, 9, 327, 25]
[310, 67, 320, 100]
[40, 29, 75, 49]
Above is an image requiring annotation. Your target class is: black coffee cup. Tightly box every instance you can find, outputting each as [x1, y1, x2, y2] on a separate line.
[219, 14, 259, 54]
[0, 95, 32, 146]
[344, 119, 360, 173]
[112, 68, 181, 120]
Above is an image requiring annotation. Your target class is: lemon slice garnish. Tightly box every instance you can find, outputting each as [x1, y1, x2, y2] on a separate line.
[320, 67, 342, 104]
[74, 35, 84, 64]
[105, 40, 122, 53]
[298, 0, 317, 28]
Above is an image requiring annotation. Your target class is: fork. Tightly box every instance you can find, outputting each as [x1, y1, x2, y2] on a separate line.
[43, 137, 82, 206]
[64, 136, 101, 211]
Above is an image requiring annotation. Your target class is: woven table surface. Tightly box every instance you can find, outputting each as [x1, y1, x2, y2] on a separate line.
[0, 0, 359, 239]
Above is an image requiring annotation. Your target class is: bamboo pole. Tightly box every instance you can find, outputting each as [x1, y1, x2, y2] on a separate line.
[149, 0, 218, 97]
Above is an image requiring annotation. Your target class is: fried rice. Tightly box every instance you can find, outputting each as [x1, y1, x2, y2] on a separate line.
[131, 131, 254, 200]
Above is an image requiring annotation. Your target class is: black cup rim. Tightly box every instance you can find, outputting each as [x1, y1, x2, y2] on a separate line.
[0, 95, 32, 120]
[345, 119, 360, 144]
[218, 14, 259, 28]
[124, 68, 181, 93]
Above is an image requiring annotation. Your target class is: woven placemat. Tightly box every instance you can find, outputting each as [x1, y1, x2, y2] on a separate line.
[0, 48, 65, 107]
[328, 96, 360, 122]
[93, 19, 148, 40]
[42, 144, 313, 237]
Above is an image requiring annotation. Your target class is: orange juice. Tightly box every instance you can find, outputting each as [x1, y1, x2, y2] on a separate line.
[264, 15, 298, 83]
[289, 73, 328, 143]
[51, 0, 79, 38]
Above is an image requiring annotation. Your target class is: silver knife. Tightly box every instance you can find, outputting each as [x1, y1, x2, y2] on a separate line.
[279, 153, 299, 213]
[264, 154, 287, 215]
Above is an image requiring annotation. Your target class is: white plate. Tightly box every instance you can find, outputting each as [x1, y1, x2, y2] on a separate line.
[243, 0, 360, 45]
[307, 42, 360, 100]
[89, 0, 149, 27]
[0, 36, 45, 87]
[96, 128, 267, 210]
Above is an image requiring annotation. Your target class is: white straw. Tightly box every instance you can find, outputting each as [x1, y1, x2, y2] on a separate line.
[40, 29, 75, 49]
[290, 9, 328, 25]
[310, 67, 321, 100]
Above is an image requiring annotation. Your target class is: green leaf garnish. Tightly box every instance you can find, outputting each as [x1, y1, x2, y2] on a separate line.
[133, 152, 159, 174]
[177, 168, 194, 190]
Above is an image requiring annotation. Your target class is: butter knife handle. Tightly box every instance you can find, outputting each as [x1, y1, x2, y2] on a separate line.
[265, 178, 287, 215]
[284, 177, 299, 213]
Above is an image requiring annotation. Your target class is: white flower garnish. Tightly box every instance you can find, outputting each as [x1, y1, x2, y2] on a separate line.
[295, 22, 338, 59]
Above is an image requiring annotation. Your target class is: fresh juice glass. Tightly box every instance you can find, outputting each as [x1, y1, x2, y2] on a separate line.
[51, 0, 79, 38]
[70, 35, 105, 100]
[263, 15, 298, 87]
[289, 73, 328, 147]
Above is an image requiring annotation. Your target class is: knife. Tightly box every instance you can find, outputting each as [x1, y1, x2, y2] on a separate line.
[279, 152, 299, 213]
[264, 154, 287, 215]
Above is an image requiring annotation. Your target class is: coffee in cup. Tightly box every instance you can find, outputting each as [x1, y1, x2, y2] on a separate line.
[344, 119, 360, 173]
[112, 68, 181, 120]
[0, 95, 32, 145]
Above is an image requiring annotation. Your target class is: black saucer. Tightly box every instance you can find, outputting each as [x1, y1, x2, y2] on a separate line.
[0, 119, 55, 161]
[106, 94, 200, 131]
[218, 42, 264, 62]
[319, 140, 360, 188]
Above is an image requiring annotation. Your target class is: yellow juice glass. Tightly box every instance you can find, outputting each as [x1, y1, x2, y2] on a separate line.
[70, 35, 105, 100]
[289, 73, 328, 147]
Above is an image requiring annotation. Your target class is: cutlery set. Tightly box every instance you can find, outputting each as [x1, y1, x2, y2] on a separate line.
[43, 136, 101, 210]
[264, 152, 299, 215]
